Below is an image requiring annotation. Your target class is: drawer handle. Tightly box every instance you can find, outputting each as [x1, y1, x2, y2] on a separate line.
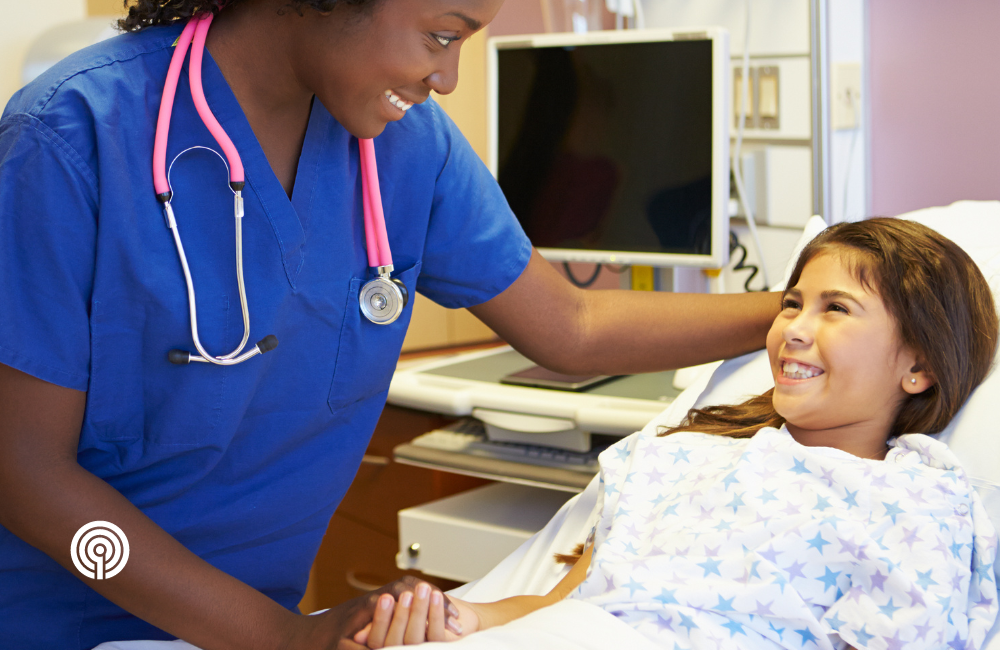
[346, 570, 384, 592]
[361, 454, 390, 466]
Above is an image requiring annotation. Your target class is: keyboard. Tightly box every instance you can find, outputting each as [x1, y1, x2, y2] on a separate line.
[409, 418, 605, 474]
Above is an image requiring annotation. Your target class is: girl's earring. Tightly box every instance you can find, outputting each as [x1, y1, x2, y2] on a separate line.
[910, 377, 917, 385]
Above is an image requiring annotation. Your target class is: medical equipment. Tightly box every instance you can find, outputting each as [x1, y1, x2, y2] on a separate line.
[488, 27, 730, 270]
[153, 14, 405, 366]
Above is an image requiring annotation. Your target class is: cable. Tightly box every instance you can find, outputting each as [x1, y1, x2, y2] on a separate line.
[563, 262, 603, 288]
[729, 230, 763, 292]
[730, 0, 771, 290]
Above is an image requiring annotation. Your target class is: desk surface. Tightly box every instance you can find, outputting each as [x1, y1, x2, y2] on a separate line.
[423, 348, 683, 403]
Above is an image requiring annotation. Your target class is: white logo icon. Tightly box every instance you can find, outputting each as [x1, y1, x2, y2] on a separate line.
[71, 521, 129, 580]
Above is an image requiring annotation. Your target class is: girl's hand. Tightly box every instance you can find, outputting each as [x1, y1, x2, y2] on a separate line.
[353, 582, 480, 647]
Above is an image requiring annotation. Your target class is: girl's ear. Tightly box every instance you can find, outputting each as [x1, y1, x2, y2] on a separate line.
[903, 362, 935, 395]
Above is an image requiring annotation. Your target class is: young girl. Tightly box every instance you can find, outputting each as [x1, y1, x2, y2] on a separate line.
[356, 218, 1000, 650]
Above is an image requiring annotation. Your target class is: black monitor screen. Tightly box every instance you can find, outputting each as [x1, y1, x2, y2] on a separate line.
[497, 39, 714, 256]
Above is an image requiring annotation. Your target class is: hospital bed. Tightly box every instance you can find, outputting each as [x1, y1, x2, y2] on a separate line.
[96, 200, 1000, 649]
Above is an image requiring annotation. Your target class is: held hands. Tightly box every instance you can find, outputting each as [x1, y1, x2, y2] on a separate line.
[353, 582, 480, 647]
[285, 576, 464, 650]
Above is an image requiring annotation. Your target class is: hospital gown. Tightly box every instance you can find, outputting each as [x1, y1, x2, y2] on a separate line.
[569, 427, 998, 650]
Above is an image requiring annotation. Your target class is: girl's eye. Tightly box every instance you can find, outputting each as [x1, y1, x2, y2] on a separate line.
[434, 34, 459, 48]
[827, 303, 848, 314]
[781, 299, 801, 310]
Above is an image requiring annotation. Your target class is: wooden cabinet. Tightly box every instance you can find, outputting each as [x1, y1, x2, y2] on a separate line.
[299, 405, 491, 613]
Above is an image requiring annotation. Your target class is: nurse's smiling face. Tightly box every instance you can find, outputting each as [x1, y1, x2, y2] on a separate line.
[296, 0, 503, 138]
[765, 251, 924, 456]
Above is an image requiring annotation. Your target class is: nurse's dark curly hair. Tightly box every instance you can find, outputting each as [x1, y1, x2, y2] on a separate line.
[118, 0, 378, 31]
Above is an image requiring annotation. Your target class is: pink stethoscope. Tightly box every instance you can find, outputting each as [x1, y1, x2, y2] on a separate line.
[153, 13, 407, 367]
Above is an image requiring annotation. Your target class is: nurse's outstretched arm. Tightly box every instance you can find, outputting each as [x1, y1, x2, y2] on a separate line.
[470, 249, 782, 375]
[0, 363, 442, 650]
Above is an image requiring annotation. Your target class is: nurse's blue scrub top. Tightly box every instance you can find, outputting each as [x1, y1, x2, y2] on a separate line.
[0, 24, 531, 649]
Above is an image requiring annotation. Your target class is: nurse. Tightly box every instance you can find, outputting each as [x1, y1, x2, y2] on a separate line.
[0, 0, 779, 648]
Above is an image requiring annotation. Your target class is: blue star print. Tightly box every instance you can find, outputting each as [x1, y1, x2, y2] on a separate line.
[807, 532, 830, 553]
[714, 595, 736, 612]
[790, 457, 810, 474]
[722, 619, 745, 637]
[882, 500, 904, 523]
[759, 488, 778, 503]
[855, 625, 875, 645]
[794, 627, 818, 644]
[817, 567, 841, 592]
[699, 557, 723, 577]
[669, 447, 691, 463]
[878, 597, 901, 619]
[653, 588, 678, 605]
[916, 568, 937, 589]
[622, 577, 645, 597]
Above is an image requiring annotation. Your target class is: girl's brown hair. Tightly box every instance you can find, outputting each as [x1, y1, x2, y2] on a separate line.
[663, 217, 998, 440]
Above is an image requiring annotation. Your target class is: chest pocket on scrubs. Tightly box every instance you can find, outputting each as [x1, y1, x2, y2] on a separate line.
[328, 261, 420, 413]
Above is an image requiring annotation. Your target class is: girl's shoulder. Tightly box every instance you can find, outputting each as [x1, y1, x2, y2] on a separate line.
[890, 433, 968, 474]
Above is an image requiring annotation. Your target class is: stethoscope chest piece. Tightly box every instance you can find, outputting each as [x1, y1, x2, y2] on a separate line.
[360, 271, 408, 325]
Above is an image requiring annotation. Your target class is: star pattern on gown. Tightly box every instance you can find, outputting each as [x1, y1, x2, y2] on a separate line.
[570, 427, 998, 650]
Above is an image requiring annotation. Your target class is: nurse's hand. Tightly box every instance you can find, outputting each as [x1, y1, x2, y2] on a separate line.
[288, 576, 461, 649]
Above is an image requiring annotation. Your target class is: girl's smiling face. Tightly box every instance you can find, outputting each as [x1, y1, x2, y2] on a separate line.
[765, 251, 930, 457]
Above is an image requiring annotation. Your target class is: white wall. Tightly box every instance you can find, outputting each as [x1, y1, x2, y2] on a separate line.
[827, 0, 867, 223]
[644, 0, 811, 55]
[0, 0, 87, 107]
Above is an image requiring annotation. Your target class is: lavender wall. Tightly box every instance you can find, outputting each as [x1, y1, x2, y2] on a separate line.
[869, 0, 1000, 216]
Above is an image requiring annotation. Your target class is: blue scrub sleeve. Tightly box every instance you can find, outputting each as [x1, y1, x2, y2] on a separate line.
[416, 104, 532, 309]
[0, 114, 97, 390]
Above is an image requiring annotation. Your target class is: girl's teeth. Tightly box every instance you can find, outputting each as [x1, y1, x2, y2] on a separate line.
[782, 361, 823, 379]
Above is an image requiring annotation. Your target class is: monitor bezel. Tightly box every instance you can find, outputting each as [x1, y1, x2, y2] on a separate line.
[487, 28, 731, 269]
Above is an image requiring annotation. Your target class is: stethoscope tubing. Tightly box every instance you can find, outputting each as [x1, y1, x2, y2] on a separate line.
[359, 138, 392, 269]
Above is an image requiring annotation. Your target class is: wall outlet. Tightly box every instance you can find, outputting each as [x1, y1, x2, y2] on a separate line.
[832, 62, 862, 130]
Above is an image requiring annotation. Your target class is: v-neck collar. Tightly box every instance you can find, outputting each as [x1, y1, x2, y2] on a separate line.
[198, 46, 321, 289]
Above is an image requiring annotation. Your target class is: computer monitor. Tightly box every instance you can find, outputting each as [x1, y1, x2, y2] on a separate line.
[488, 28, 730, 269]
